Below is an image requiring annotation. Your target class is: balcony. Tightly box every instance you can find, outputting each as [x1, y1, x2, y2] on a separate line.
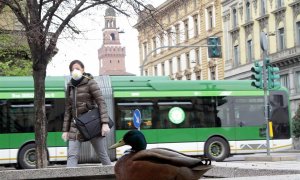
[269, 46, 300, 65]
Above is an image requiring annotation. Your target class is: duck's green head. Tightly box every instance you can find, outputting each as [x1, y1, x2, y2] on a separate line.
[109, 130, 147, 151]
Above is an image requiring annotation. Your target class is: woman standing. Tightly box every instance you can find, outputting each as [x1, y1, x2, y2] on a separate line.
[62, 60, 112, 167]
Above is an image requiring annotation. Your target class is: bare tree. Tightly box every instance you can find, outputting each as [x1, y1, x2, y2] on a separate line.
[0, 0, 158, 168]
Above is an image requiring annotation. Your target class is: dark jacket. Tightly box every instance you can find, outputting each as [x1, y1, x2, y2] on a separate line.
[62, 74, 109, 141]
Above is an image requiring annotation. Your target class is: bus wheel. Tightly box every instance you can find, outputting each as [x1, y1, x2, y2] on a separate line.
[204, 137, 229, 162]
[18, 143, 36, 169]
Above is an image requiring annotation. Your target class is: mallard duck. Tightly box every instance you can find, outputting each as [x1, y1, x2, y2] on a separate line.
[110, 130, 212, 180]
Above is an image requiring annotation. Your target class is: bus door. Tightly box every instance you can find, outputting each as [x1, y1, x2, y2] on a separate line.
[269, 92, 291, 143]
[232, 96, 265, 153]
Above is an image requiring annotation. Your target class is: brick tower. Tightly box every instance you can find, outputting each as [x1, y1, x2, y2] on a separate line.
[98, 8, 132, 75]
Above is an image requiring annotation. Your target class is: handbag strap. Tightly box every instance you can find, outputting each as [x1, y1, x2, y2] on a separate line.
[71, 86, 78, 118]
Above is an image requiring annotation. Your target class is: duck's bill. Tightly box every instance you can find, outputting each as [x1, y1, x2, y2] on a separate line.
[109, 139, 125, 149]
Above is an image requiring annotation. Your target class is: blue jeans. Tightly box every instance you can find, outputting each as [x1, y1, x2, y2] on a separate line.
[67, 136, 112, 167]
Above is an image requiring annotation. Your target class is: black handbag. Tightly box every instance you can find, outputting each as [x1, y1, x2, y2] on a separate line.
[74, 109, 114, 141]
[71, 87, 114, 141]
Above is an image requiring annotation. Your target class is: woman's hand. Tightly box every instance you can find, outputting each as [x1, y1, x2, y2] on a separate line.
[62, 132, 68, 142]
[101, 123, 110, 136]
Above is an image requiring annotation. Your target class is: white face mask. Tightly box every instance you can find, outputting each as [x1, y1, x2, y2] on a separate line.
[71, 69, 83, 80]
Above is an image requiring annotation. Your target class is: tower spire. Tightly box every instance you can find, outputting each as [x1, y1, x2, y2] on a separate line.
[98, 7, 132, 76]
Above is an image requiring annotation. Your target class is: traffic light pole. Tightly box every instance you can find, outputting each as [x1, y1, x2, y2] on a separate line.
[262, 51, 271, 156]
[260, 32, 270, 156]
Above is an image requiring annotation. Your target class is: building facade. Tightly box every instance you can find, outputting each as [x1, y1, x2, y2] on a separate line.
[222, 0, 300, 115]
[98, 8, 133, 76]
[135, 0, 224, 80]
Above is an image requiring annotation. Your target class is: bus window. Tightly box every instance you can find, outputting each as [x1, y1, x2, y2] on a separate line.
[6, 99, 64, 133]
[193, 97, 220, 128]
[270, 93, 290, 139]
[157, 101, 193, 129]
[216, 97, 232, 127]
[232, 97, 264, 127]
[0, 100, 9, 133]
[116, 102, 153, 130]
[46, 99, 65, 132]
[8, 102, 35, 133]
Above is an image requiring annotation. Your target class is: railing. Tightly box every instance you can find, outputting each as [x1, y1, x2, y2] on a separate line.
[269, 46, 300, 61]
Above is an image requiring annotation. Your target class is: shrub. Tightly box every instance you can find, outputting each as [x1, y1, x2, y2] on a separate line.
[292, 105, 300, 138]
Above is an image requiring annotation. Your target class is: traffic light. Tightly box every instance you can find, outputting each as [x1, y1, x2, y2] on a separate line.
[207, 37, 222, 58]
[251, 62, 263, 89]
[268, 66, 280, 89]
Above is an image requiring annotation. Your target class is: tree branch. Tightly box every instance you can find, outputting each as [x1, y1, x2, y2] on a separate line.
[26, 0, 40, 25]
[42, 0, 64, 35]
[53, 14, 80, 34]
[46, 0, 86, 56]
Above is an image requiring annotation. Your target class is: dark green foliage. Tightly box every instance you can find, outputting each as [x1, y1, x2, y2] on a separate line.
[0, 32, 31, 76]
[292, 106, 300, 138]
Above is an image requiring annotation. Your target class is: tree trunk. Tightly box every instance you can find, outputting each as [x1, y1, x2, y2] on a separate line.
[33, 62, 48, 168]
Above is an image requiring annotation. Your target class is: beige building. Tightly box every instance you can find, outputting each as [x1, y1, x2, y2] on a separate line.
[134, 0, 224, 80]
[221, 0, 300, 115]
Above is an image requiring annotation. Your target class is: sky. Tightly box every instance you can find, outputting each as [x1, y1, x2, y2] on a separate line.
[47, 1, 166, 77]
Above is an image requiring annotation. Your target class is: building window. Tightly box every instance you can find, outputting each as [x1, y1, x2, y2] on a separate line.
[177, 56, 181, 71]
[297, 22, 300, 46]
[277, 0, 284, 8]
[160, 33, 164, 53]
[207, 7, 213, 29]
[110, 33, 115, 40]
[196, 72, 201, 80]
[193, 15, 199, 37]
[296, 71, 300, 93]
[184, 19, 189, 41]
[261, 0, 266, 15]
[152, 37, 157, 56]
[234, 45, 239, 66]
[211, 70, 216, 80]
[169, 60, 173, 75]
[195, 48, 200, 64]
[246, 1, 251, 22]
[143, 42, 147, 60]
[247, 39, 253, 63]
[167, 28, 172, 48]
[186, 74, 191, 80]
[175, 24, 180, 44]
[232, 8, 238, 28]
[154, 66, 158, 76]
[278, 28, 285, 51]
[161, 63, 165, 76]
[186, 52, 190, 69]
[280, 74, 289, 89]
[184, 2, 187, 14]
[193, 0, 198, 9]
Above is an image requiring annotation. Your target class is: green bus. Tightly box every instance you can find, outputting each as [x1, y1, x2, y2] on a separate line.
[0, 76, 292, 168]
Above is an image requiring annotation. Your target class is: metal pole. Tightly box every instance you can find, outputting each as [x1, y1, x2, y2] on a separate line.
[262, 51, 270, 156]
[260, 32, 270, 156]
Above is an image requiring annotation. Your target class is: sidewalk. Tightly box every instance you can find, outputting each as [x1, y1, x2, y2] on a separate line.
[204, 152, 300, 179]
[1, 152, 300, 179]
